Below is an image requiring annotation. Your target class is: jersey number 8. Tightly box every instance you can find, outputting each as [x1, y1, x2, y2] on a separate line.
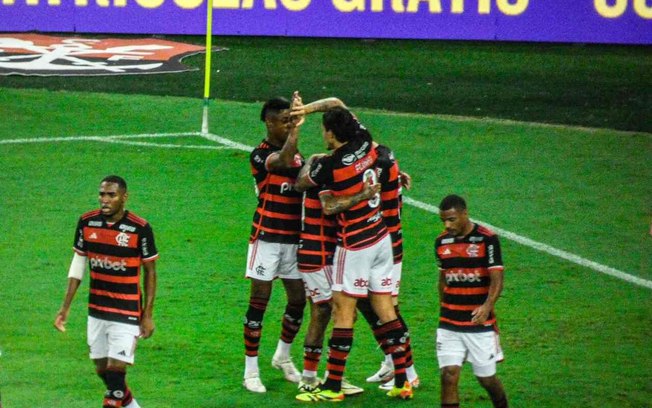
[363, 169, 381, 209]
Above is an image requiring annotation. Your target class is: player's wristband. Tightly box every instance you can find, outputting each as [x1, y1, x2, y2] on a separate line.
[67, 253, 87, 280]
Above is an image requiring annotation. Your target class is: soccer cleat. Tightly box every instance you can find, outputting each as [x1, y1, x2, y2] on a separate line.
[296, 388, 345, 402]
[272, 356, 301, 383]
[243, 372, 267, 393]
[366, 361, 394, 383]
[340, 378, 364, 396]
[386, 380, 413, 400]
[379, 376, 420, 391]
[298, 377, 321, 393]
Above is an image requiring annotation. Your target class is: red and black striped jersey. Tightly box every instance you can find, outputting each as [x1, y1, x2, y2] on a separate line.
[434, 223, 503, 333]
[297, 187, 337, 272]
[73, 210, 158, 326]
[307, 134, 388, 250]
[249, 139, 304, 244]
[375, 144, 403, 264]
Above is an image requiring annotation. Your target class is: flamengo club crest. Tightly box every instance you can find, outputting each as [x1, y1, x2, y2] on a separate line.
[0, 33, 209, 76]
[115, 232, 131, 247]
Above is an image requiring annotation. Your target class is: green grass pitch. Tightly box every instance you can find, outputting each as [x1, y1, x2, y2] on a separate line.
[0, 86, 650, 407]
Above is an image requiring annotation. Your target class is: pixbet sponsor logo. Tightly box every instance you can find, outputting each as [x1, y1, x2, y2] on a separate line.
[280, 182, 296, 194]
[445, 270, 482, 284]
[90, 256, 127, 271]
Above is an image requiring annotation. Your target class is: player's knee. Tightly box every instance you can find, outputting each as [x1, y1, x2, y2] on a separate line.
[250, 280, 272, 299]
[476, 374, 500, 390]
[441, 366, 461, 386]
[314, 302, 332, 321]
[284, 279, 307, 302]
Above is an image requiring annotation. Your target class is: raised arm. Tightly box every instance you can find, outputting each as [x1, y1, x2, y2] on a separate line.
[290, 96, 347, 117]
[267, 92, 305, 171]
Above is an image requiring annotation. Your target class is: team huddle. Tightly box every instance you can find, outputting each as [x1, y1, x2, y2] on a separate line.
[241, 93, 509, 406]
[53, 93, 508, 407]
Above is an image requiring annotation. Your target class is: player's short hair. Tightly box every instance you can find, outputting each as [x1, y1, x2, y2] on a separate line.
[439, 194, 467, 212]
[101, 175, 127, 192]
[322, 107, 371, 143]
[260, 97, 291, 122]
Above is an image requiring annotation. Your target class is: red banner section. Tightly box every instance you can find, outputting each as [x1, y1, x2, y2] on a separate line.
[0, 34, 208, 76]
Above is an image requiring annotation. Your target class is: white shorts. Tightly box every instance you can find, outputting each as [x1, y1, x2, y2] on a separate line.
[332, 235, 394, 297]
[301, 265, 333, 304]
[390, 262, 402, 297]
[246, 240, 301, 281]
[87, 316, 140, 364]
[436, 328, 504, 378]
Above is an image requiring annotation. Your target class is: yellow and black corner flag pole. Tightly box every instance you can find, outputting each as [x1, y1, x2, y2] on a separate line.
[201, 0, 213, 134]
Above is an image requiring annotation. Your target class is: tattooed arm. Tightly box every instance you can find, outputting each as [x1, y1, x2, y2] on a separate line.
[290, 96, 347, 117]
[320, 180, 380, 215]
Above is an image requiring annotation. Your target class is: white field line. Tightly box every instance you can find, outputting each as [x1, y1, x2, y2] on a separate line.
[3, 131, 649, 290]
[200, 132, 652, 291]
[0, 132, 230, 150]
[0, 132, 199, 144]
[97, 138, 228, 150]
[360, 109, 652, 137]
[404, 197, 652, 290]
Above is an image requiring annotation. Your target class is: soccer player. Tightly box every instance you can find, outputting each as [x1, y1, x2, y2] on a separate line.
[54, 175, 158, 408]
[297, 152, 378, 398]
[358, 144, 420, 391]
[242, 95, 307, 393]
[293, 103, 413, 402]
[435, 194, 509, 408]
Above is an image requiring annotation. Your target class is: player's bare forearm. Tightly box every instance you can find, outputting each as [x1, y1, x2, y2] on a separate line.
[276, 128, 300, 167]
[291, 97, 346, 116]
[142, 262, 157, 319]
[438, 272, 446, 305]
[140, 261, 157, 338]
[54, 278, 81, 332]
[321, 193, 355, 215]
[471, 269, 503, 324]
[485, 269, 504, 308]
[321, 182, 380, 215]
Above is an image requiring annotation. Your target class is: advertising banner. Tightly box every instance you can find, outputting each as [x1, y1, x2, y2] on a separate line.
[0, 34, 207, 76]
[1, 0, 650, 44]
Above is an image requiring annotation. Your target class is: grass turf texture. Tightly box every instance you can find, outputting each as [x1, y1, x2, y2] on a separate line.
[0, 88, 650, 407]
[0, 36, 650, 132]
